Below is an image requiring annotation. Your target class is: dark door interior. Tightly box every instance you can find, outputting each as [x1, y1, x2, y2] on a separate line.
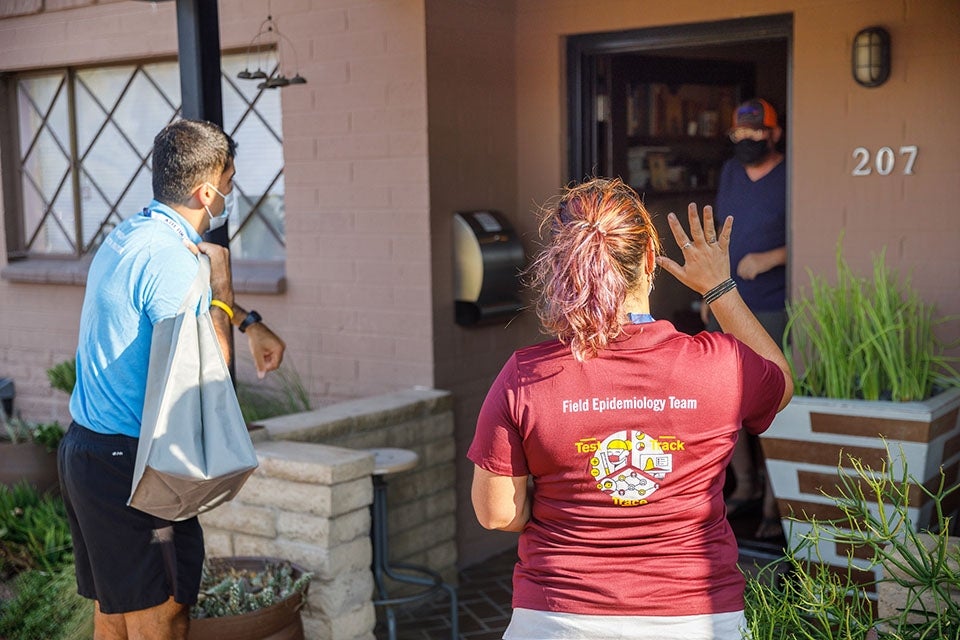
[568, 16, 790, 337]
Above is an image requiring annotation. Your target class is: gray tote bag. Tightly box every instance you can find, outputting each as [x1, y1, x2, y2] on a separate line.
[128, 254, 258, 521]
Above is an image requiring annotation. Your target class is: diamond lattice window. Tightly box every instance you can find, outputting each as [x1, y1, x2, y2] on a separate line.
[10, 52, 284, 261]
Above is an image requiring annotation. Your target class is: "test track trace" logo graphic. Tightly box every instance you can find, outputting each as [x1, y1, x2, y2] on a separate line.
[580, 430, 681, 506]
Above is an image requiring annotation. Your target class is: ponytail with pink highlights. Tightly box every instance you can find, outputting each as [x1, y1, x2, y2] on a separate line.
[528, 178, 661, 361]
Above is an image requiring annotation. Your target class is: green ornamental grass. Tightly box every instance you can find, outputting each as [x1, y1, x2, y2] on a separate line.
[236, 364, 312, 424]
[785, 240, 960, 401]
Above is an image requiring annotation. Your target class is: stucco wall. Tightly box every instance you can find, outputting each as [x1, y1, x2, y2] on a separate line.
[435, 0, 960, 566]
[424, 0, 539, 568]
[512, 0, 960, 323]
[0, 0, 434, 421]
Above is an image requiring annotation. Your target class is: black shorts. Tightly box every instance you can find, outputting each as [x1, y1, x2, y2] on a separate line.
[58, 422, 204, 614]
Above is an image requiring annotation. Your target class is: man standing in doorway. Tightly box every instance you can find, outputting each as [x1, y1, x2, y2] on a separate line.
[703, 98, 787, 540]
[60, 119, 285, 639]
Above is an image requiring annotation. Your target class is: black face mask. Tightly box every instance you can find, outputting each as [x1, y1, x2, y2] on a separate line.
[734, 139, 769, 166]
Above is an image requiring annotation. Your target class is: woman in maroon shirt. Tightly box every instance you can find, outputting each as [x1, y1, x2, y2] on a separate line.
[468, 178, 793, 639]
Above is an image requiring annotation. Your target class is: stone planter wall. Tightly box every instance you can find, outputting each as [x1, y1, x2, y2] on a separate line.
[198, 389, 457, 640]
[255, 389, 458, 584]
[760, 388, 960, 580]
[200, 440, 376, 640]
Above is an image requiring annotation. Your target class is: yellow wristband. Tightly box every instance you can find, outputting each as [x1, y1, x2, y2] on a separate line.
[210, 299, 234, 320]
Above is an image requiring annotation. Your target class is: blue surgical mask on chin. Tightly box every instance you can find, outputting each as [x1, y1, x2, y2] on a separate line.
[204, 183, 235, 231]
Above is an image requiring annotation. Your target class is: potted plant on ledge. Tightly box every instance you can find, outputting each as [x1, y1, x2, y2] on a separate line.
[0, 417, 64, 494]
[0, 361, 73, 493]
[188, 557, 312, 640]
[760, 241, 960, 573]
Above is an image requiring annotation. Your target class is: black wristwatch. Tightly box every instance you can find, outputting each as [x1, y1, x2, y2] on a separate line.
[238, 310, 262, 333]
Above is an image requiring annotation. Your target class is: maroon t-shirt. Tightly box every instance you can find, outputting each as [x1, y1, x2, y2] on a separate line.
[468, 320, 785, 616]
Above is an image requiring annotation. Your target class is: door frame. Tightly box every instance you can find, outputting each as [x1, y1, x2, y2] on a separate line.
[566, 13, 794, 183]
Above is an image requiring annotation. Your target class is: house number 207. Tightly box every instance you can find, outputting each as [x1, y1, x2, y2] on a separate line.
[852, 145, 918, 176]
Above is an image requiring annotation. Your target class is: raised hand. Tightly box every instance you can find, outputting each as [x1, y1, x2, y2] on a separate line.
[656, 203, 733, 296]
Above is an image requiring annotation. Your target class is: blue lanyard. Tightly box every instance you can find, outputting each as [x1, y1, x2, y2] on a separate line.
[627, 313, 655, 324]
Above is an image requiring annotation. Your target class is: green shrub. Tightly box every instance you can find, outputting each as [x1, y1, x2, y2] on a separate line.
[30, 421, 64, 452]
[0, 561, 92, 640]
[0, 416, 65, 452]
[0, 359, 73, 452]
[0, 358, 69, 452]
[0, 482, 72, 577]
[45, 360, 76, 396]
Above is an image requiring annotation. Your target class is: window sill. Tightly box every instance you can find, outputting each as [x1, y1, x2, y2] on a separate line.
[1, 257, 286, 295]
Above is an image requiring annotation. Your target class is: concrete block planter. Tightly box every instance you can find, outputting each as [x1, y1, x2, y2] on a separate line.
[760, 388, 960, 572]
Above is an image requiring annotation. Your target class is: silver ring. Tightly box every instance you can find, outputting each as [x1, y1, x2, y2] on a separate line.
[682, 242, 692, 250]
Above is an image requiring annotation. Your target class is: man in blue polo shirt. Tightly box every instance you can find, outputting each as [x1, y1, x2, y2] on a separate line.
[703, 98, 787, 541]
[60, 119, 285, 639]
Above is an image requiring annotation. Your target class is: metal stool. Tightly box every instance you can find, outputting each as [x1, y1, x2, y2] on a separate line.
[367, 448, 458, 640]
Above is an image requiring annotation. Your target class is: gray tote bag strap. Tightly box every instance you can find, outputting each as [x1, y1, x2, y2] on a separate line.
[179, 254, 211, 315]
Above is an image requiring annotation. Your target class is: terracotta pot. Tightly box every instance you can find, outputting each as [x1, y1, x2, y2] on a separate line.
[188, 557, 307, 640]
[0, 441, 59, 493]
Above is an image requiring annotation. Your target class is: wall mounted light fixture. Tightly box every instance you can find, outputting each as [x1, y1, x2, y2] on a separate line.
[852, 26, 890, 88]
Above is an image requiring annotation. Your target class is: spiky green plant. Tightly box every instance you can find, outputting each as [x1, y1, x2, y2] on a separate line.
[1, 416, 65, 452]
[191, 558, 312, 619]
[743, 447, 960, 639]
[785, 240, 960, 401]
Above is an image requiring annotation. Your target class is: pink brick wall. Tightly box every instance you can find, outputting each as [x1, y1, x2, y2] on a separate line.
[0, 0, 434, 422]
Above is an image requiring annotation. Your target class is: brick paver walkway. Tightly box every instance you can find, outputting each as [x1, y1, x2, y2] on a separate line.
[374, 530, 784, 640]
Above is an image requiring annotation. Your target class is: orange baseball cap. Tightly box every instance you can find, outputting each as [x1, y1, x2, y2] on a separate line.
[733, 98, 778, 129]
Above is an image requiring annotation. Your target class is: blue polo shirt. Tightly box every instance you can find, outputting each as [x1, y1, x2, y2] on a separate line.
[69, 201, 206, 437]
[714, 158, 787, 312]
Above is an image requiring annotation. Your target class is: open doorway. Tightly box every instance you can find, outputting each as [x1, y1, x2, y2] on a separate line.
[567, 14, 791, 556]
[568, 14, 790, 337]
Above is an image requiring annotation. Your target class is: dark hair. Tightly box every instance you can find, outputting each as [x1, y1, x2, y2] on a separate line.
[151, 119, 236, 205]
[529, 177, 661, 361]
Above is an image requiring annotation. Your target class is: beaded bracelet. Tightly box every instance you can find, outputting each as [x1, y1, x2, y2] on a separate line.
[703, 278, 737, 305]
